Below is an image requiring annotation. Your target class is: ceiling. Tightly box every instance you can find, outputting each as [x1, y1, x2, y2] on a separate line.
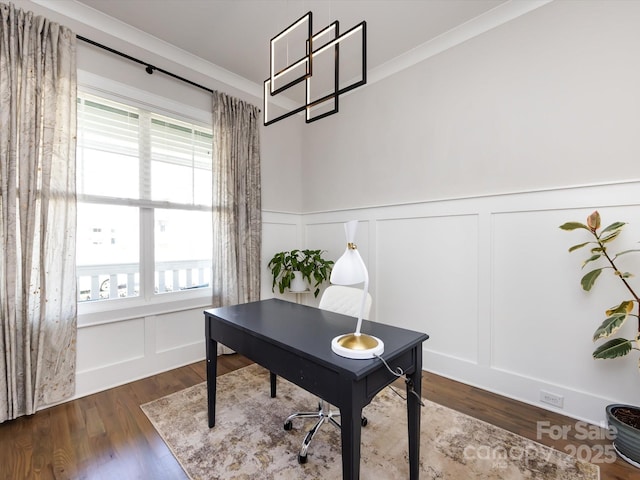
[73, 0, 508, 89]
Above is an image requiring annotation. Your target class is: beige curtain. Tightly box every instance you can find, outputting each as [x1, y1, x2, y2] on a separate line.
[0, 3, 77, 422]
[211, 91, 261, 329]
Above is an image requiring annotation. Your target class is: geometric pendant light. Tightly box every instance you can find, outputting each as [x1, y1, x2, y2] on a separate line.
[263, 12, 367, 126]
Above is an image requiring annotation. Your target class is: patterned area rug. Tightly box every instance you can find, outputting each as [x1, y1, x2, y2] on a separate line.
[141, 364, 599, 480]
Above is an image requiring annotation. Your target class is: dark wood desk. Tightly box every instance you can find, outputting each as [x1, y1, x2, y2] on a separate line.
[204, 298, 429, 479]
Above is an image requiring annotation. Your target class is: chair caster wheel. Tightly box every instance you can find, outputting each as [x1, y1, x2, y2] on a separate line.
[284, 421, 293, 431]
[361, 416, 368, 427]
[298, 454, 308, 464]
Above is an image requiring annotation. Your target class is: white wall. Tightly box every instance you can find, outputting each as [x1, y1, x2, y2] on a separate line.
[287, 0, 640, 424]
[302, 0, 640, 212]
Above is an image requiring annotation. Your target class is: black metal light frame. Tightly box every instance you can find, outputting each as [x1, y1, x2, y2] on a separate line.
[269, 12, 312, 97]
[305, 20, 339, 123]
[263, 12, 367, 126]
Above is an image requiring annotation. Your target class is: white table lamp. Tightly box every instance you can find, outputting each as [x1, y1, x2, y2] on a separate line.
[330, 220, 384, 359]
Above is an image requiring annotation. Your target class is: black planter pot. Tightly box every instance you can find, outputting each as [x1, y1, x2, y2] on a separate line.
[607, 403, 640, 468]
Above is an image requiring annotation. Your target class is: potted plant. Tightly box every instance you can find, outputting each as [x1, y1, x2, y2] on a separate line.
[560, 210, 640, 467]
[268, 249, 334, 298]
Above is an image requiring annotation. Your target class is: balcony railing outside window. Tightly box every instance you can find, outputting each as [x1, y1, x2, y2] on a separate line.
[77, 260, 211, 302]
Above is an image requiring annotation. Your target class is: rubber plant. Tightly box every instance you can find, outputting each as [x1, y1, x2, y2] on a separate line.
[268, 249, 334, 297]
[559, 210, 640, 363]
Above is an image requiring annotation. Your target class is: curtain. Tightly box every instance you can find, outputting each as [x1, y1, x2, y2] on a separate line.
[0, 3, 77, 422]
[211, 91, 261, 353]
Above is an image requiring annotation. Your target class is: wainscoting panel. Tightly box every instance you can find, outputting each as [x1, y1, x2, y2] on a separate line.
[74, 309, 206, 399]
[302, 181, 640, 424]
[376, 215, 479, 364]
[77, 317, 145, 373]
[491, 209, 598, 384]
[75, 317, 146, 397]
[154, 309, 206, 354]
[491, 205, 640, 396]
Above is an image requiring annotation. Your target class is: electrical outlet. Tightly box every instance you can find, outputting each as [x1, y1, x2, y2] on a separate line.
[540, 390, 564, 408]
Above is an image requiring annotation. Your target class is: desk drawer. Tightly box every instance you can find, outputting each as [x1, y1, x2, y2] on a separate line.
[209, 319, 341, 403]
[272, 354, 341, 404]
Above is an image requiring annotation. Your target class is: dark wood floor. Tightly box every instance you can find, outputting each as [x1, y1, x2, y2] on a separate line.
[0, 354, 635, 479]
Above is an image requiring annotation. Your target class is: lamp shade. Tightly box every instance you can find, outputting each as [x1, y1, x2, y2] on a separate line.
[330, 220, 366, 285]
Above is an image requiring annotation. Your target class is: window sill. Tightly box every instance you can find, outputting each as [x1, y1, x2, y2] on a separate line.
[77, 288, 213, 328]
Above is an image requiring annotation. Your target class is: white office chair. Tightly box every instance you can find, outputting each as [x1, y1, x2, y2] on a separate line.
[283, 285, 372, 464]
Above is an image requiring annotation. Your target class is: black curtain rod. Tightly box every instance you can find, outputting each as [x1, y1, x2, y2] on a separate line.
[76, 35, 214, 94]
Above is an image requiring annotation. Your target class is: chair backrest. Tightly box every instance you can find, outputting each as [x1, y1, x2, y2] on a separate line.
[318, 285, 372, 320]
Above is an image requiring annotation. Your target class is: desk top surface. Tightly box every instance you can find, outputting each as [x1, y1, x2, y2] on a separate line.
[205, 298, 429, 380]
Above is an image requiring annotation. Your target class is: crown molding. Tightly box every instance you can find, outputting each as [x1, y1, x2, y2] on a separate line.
[368, 0, 554, 86]
[31, 0, 264, 100]
[31, 0, 553, 103]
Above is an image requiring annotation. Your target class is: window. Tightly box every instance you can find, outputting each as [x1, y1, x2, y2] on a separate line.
[76, 92, 213, 305]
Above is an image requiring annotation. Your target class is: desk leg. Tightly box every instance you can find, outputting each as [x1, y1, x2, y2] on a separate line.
[340, 406, 362, 480]
[206, 320, 217, 428]
[407, 347, 423, 480]
[270, 372, 277, 398]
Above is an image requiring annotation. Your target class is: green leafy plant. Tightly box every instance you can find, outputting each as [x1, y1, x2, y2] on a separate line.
[560, 211, 640, 363]
[267, 249, 334, 297]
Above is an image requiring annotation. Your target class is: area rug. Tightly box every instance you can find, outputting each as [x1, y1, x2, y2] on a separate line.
[141, 364, 599, 480]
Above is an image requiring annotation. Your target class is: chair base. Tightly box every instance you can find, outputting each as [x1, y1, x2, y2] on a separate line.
[284, 400, 367, 463]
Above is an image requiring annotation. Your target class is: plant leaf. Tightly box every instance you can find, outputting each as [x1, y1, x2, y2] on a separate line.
[559, 222, 589, 231]
[615, 249, 640, 258]
[601, 221, 626, 235]
[605, 300, 634, 316]
[587, 211, 601, 231]
[593, 313, 628, 341]
[580, 269, 602, 291]
[600, 230, 622, 243]
[581, 254, 601, 268]
[593, 338, 633, 359]
[617, 271, 634, 279]
[569, 242, 590, 252]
